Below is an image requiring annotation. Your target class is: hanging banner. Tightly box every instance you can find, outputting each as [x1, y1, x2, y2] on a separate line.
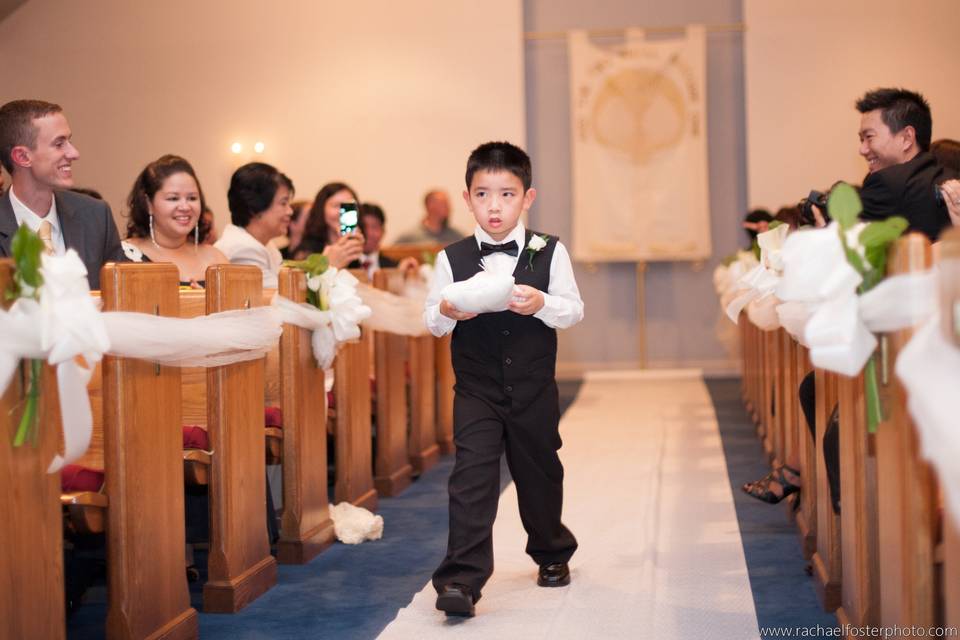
[568, 26, 711, 262]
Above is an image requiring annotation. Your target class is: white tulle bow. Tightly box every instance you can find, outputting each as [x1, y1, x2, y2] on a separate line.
[0, 251, 109, 473]
[725, 225, 789, 325]
[775, 223, 937, 375]
[895, 315, 960, 529]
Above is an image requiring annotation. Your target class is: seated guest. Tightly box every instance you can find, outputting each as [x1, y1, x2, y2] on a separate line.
[123, 154, 227, 287]
[931, 138, 960, 173]
[394, 189, 465, 245]
[742, 208, 773, 244]
[0, 99, 125, 289]
[199, 206, 218, 245]
[857, 88, 955, 240]
[274, 198, 311, 259]
[291, 181, 364, 267]
[358, 202, 418, 278]
[215, 162, 294, 288]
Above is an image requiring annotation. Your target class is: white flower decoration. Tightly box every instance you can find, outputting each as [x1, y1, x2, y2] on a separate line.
[307, 275, 322, 292]
[527, 235, 547, 252]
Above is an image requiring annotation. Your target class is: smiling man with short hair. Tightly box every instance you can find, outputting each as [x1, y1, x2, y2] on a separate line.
[855, 88, 954, 241]
[0, 99, 125, 289]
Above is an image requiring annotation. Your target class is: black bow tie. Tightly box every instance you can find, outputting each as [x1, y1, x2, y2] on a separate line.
[480, 240, 519, 257]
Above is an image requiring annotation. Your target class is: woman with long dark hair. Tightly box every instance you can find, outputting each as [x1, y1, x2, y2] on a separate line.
[123, 154, 226, 287]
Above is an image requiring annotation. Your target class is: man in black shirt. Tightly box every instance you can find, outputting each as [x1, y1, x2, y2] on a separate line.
[856, 88, 954, 241]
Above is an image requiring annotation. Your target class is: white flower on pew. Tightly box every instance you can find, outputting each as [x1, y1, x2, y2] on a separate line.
[0, 251, 109, 473]
[775, 222, 936, 377]
[724, 224, 788, 324]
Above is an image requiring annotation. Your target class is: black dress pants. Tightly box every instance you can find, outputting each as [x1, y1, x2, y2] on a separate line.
[798, 371, 841, 513]
[432, 385, 578, 600]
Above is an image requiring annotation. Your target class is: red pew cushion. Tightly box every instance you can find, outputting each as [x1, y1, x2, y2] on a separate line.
[264, 406, 283, 428]
[61, 465, 105, 493]
[182, 425, 210, 450]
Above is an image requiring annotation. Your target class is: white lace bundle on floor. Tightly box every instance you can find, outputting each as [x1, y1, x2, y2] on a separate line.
[441, 270, 515, 313]
[329, 501, 384, 544]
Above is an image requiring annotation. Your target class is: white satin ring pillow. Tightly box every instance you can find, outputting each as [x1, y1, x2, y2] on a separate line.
[441, 271, 515, 313]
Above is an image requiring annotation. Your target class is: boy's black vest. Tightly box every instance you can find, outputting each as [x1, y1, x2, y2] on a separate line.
[445, 229, 558, 406]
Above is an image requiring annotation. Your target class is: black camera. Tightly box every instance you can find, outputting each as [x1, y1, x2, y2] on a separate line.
[799, 190, 829, 226]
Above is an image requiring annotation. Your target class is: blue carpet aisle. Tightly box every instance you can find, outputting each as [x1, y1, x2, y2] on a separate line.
[67, 378, 837, 639]
[704, 377, 837, 637]
[66, 382, 581, 640]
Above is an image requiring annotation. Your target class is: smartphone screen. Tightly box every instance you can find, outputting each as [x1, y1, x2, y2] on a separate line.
[339, 202, 359, 235]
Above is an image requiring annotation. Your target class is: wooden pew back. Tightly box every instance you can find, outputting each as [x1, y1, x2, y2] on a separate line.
[274, 269, 335, 563]
[370, 268, 414, 497]
[0, 260, 66, 640]
[99, 263, 198, 638]
[200, 265, 277, 613]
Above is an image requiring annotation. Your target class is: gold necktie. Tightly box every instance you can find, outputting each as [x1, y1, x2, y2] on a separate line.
[37, 220, 54, 256]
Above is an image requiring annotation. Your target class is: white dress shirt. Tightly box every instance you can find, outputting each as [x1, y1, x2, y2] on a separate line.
[424, 222, 584, 337]
[214, 223, 283, 288]
[9, 188, 66, 255]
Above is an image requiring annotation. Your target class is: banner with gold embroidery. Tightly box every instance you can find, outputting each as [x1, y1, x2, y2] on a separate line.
[568, 26, 711, 262]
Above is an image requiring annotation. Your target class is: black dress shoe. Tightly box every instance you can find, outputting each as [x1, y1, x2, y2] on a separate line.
[436, 583, 475, 617]
[537, 562, 570, 587]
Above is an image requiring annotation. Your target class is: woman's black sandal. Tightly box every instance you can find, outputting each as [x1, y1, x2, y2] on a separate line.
[742, 465, 801, 504]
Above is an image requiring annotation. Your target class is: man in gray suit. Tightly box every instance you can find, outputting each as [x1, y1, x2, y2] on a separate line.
[0, 99, 124, 290]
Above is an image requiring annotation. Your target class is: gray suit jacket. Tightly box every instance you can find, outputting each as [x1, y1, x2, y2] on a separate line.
[0, 189, 126, 290]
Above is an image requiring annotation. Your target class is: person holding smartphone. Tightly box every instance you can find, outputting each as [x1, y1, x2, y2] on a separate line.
[291, 181, 365, 267]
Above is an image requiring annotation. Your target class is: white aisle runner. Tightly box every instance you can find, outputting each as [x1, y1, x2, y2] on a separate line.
[378, 370, 760, 640]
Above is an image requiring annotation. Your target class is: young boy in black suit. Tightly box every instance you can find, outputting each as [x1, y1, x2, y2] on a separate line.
[424, 141, 584, 617]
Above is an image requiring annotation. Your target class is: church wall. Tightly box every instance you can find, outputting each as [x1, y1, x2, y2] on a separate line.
[524, 0, 747, 374]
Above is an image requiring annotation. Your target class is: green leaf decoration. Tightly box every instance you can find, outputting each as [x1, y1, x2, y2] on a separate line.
[751, 238, 761, 261]
[7, 226, 46, 449]
[8, 225, 44, 301]
[827, 182, 862, 230]
[843, 246, 866, 275]
[859, 217, 908, 249]
[863, 244, 888, 276]
[767, 220, 785, 230]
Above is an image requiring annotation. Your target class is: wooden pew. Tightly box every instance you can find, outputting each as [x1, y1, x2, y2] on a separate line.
[435, 334, 455, 455]
[875, 234, 939, 628]
[942, 228, 960, 628]
[0, 260, 66, 640]
[370, 268, 414, 497]
[409, 332, 440, 475]
[794, 345, 818, 559]
[812, 369, 842, 611]
[100, 264, 199, 638]
[274, 268, 336, 563]
[380, 243, 442, 265]
[58, 264, 198, 638]
[200, 265, 277, 612]
[332, 270, 378, 511]
[835, 352, 881, 624]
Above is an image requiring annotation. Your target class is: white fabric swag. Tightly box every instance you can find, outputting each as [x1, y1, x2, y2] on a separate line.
[0, 251, 398, 473]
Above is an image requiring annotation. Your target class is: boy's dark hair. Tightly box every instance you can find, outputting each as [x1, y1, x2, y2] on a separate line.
[465, 141, 532, 191]
[127, 154, 210, 241]
[0, 99, 63, 173]
[855, 88, 932, 152]
[359, 202, 385, 226]
[227, 162, 293, 228]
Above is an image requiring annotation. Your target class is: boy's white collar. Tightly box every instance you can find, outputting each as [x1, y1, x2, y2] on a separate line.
[474, 222, 526, 248]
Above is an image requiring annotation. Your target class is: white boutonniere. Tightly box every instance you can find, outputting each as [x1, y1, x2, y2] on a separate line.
[525, 234, 549, 270]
